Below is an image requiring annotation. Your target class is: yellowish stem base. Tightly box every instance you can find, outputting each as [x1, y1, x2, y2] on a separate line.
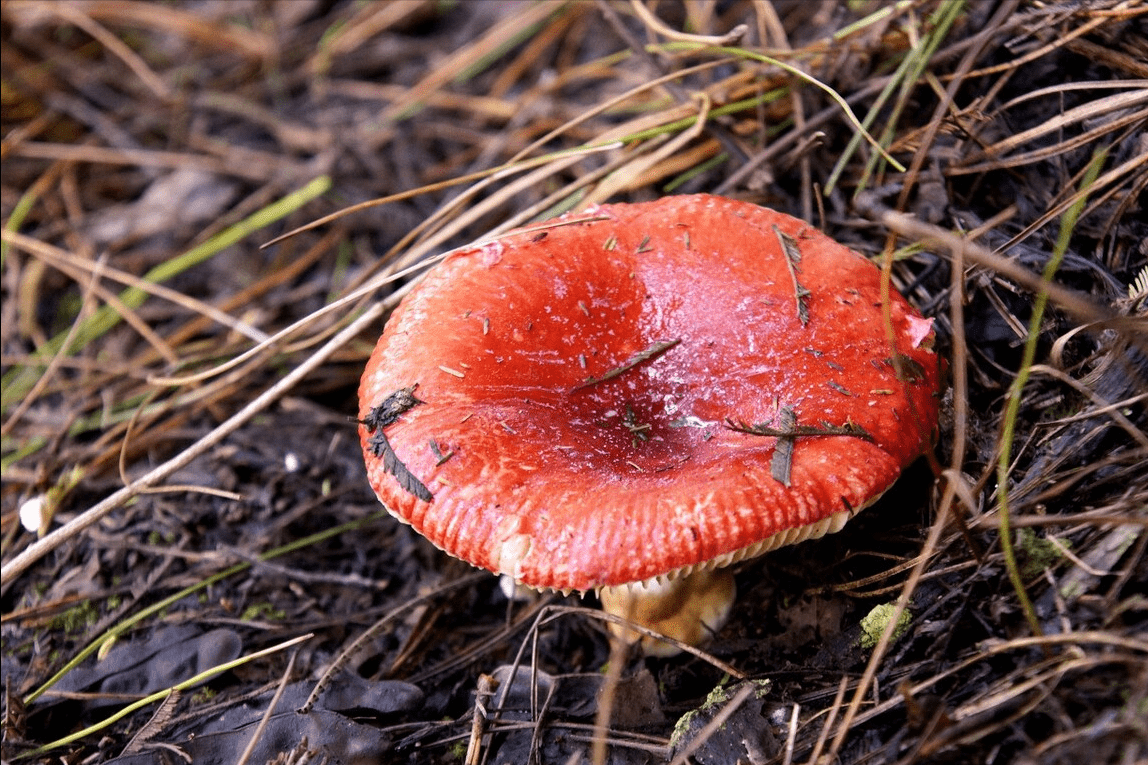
[599, 568, 736, 656]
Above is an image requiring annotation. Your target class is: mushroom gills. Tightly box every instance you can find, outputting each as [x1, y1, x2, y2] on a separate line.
[593, 506, 855, 654]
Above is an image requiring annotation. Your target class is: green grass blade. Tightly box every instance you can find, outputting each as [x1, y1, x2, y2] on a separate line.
[22, 509, 385, 705]
[15, 633, 312, 760]
[996, 148, 1107, 639]
[1, 175, 331, 411]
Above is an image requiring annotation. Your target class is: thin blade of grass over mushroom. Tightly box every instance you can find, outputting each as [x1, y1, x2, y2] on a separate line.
[726, 409, 875, 487]
[265, 52, 791, 296]
[571, 338, 681, 391]
[723, 418, 874, 442]
[260, 143, 623, 250]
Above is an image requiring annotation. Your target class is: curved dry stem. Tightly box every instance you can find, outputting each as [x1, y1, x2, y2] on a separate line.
[1, 302, 385, 588]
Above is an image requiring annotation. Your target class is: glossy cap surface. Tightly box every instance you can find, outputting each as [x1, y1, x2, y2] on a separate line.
[359, 195, 942, 592]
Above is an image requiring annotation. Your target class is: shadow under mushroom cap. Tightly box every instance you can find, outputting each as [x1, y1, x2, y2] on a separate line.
[359, 194, 943, 593]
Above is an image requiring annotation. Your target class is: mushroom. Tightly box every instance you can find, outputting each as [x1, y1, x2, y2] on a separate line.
[359, 194, 941, 655]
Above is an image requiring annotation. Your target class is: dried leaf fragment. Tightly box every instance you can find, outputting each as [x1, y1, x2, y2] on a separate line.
[773, 225, 810, 326]
[362, 384, 423, 430]
[363, 385, 432, 502]
[771, 406, 797, 486]
[726, 410, 875, 486]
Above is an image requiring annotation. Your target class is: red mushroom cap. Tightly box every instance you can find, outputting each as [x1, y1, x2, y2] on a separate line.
[359, 195, 942, 592]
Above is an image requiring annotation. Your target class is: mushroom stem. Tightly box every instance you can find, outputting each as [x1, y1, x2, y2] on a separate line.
[599, 568, 736, 656]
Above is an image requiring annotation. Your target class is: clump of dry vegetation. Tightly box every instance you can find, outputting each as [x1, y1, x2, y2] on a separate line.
[2, 2, 1145, 764]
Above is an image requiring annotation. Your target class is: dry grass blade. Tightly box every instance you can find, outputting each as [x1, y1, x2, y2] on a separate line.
[233, 649, 296, 765]
[953, 88, 1148, 174]
[854, 193, 1134, 339]
[1, 303, 385, 587]
[6, 0, 273, 58]
[16, 633, 312, 760]
[2, 230, 269, 344]
[379, 2, 560, 124]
